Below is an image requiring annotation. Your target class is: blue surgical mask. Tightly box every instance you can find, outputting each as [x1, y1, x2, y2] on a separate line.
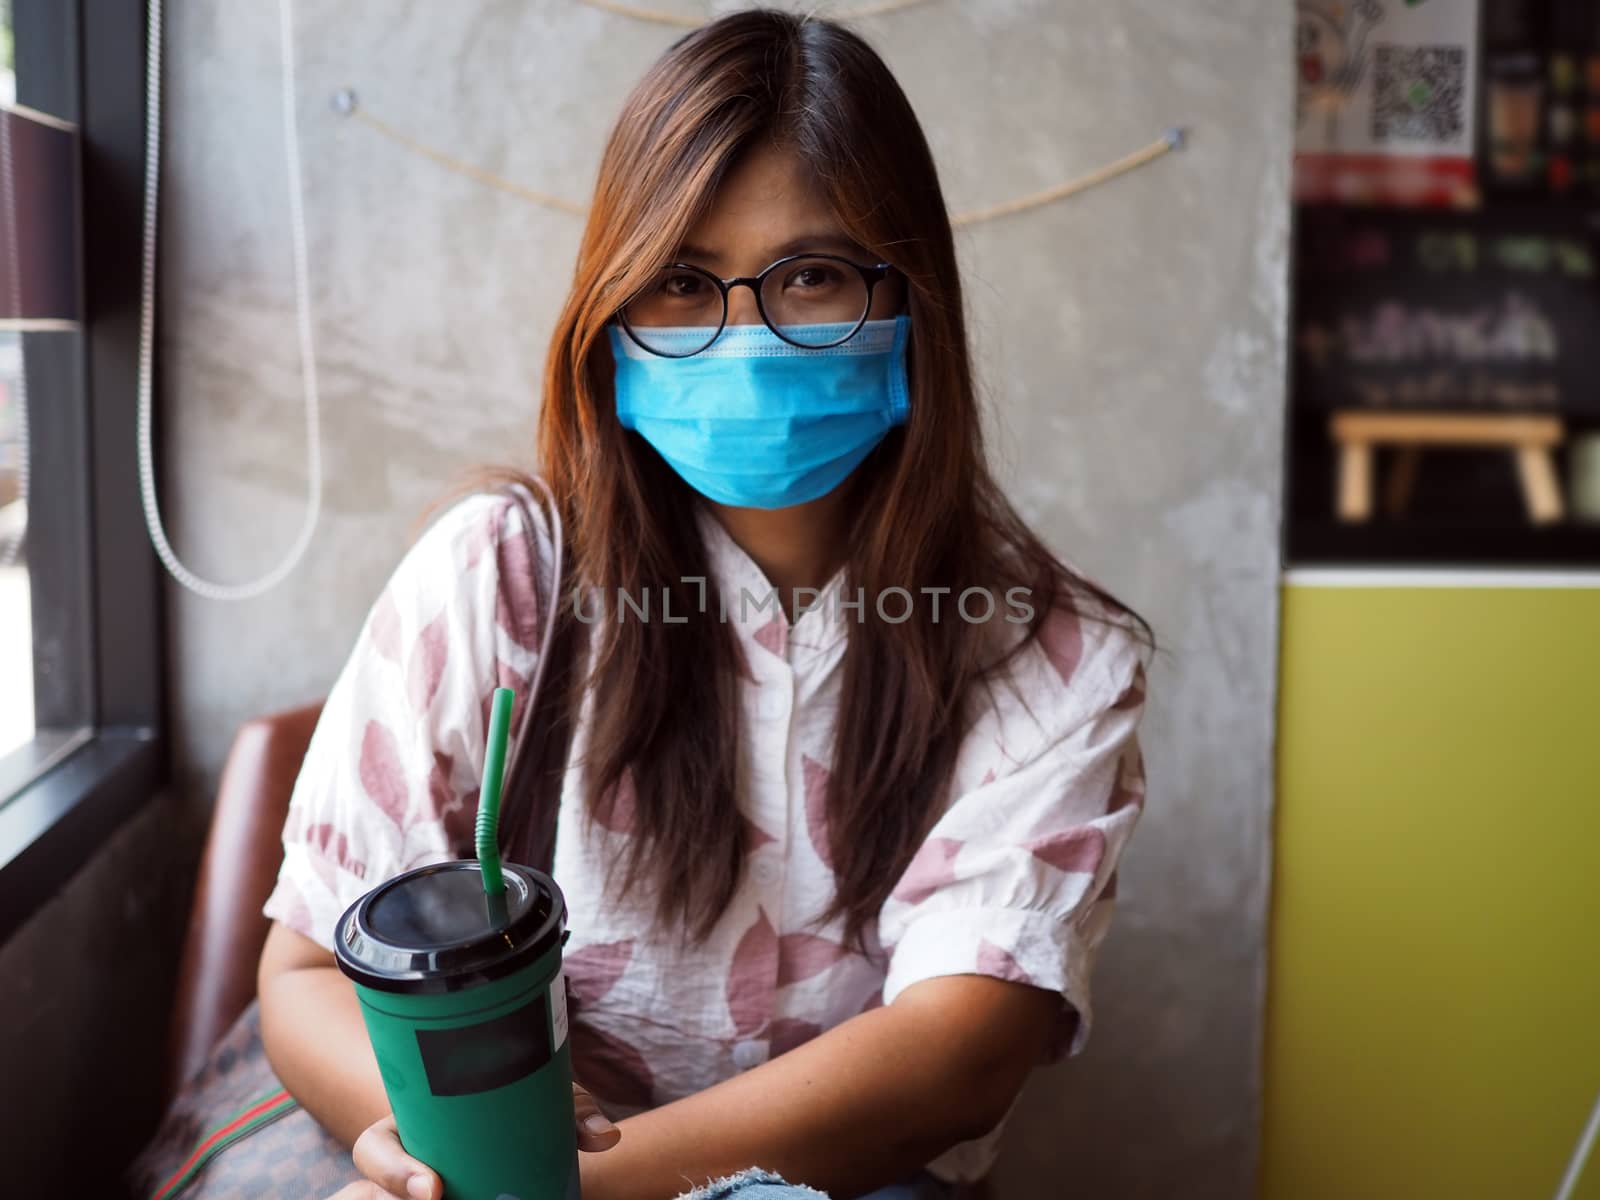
[608, 315, 911, 510]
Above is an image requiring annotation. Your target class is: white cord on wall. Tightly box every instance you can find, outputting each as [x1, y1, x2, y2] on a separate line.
[138, 0, 323, 601]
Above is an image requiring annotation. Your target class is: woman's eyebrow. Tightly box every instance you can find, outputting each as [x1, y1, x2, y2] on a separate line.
[673, 233, 868, 268]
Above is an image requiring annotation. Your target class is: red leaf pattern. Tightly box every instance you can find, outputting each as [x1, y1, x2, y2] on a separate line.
[777, 934, 849, 986]
[494, 511, 543, 651]
[594, 768, 636, 835]
[802, 755, 833, 870]
[1037, 604, 1084, 687]
[890, 837, 964, 906]
[368, 590, 403, 664]
[303, 847, 340, 896]
[741, 814, 777, 853]
[570, 1020, 654, 1108]
[1108, 745, 1146, 814]
[428, 751, 478, 854]
[1111, 662, 1147, 711]
[305, 822, 367, 879]
[358, 720, 411, 828]
[770, 1017, 823, 1057]
[753, 616, 787, 659]
[566, 939, 635, 1006]
[726, 908, 779, 1037]
[1024, 826, 1107, 875]
[460, 498, 506, 569]
[976, 938, 1035, 987]
[405, 610, 450, 715]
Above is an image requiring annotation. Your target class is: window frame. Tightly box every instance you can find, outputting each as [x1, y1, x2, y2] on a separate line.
[0, 0, 166, 943]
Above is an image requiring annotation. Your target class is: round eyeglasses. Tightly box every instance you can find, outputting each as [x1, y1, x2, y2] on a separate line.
[616, 252, 897, 358]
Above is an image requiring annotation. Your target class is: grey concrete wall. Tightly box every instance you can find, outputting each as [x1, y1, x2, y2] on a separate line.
[160, 2, 1291, 1195]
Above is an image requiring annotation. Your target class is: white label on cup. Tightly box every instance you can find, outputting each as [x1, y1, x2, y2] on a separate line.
[551, 969, 569, 1050]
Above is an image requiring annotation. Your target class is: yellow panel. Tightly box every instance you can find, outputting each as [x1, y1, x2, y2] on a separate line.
[1263, 585, 1600, 1200]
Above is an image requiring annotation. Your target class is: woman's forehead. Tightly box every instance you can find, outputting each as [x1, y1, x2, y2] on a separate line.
[674, 144, 861, 268]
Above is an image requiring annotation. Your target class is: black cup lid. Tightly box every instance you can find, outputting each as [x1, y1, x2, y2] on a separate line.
[334, 861, 566, 994]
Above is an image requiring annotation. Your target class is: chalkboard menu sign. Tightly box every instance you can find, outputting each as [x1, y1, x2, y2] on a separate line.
[1293, 205, 1600, 415]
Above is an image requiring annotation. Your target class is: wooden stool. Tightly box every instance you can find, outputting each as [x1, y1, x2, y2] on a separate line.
[1330, 411, 1566, 524]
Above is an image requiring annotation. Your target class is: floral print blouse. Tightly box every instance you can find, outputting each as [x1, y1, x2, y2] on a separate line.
[262, 487, 1149, 1184]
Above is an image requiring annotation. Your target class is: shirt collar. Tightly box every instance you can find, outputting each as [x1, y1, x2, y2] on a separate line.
[692, 498, 851, 663]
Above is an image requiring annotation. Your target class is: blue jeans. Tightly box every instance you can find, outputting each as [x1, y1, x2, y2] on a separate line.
[851, 1170, 954, 1200]
[670, 1165, 954, 1200]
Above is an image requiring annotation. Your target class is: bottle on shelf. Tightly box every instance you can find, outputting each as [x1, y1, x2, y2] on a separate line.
[1481, 0, 1550, 198]
[1545, 0, 1586, 199]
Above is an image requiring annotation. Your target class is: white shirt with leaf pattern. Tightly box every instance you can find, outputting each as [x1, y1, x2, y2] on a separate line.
[262, 488, 1149, 1184]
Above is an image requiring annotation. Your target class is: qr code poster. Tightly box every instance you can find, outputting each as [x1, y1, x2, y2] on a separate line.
[1296, 0, 1479, 207]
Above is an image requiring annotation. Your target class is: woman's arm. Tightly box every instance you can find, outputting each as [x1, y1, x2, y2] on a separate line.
[344, 969, 1060, 1200]
[579, 972, 1061, 1200]
[257, 920, 392, 1149]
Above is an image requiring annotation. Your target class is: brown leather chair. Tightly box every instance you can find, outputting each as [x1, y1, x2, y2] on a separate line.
[162, 700, 324, 1105]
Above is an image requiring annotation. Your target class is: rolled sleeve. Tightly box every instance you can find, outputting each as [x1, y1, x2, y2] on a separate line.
[878, 613, 1149, 1064]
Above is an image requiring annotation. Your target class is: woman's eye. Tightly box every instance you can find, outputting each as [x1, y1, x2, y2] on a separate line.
[785, 264, 842, 291]
[657, 271, 706, 300]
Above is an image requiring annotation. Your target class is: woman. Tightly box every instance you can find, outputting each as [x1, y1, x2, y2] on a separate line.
[256, 9, 1151, 1200]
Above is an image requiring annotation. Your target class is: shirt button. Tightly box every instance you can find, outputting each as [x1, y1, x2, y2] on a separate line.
[732, 1040, 767, 1070]
[751, 858, 780, 888]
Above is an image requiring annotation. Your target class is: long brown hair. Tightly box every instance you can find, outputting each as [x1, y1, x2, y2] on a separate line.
[490, 7, 1150, 956]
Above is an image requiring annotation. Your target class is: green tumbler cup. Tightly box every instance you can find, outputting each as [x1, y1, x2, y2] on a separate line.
[334, 859, 578, 1200]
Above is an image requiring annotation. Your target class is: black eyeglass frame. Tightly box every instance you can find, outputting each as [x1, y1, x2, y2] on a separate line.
[615, 252, 898, 359]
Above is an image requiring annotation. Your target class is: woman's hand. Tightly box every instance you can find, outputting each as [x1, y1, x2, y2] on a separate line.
[325, 1081, 622, 1200]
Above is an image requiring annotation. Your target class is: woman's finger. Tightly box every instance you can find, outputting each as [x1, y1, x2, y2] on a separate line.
[572, 1080, 622, 1152]
[350, 1113, 442, 1200]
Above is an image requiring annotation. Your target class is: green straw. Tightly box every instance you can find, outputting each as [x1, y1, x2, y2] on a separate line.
[476, 686, 515, 898]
